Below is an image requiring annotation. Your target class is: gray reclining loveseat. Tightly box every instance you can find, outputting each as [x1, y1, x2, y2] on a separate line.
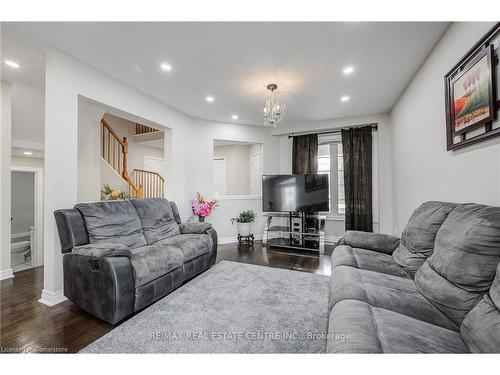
[328, 201, 500, 353]
[54, 198, 217, 324]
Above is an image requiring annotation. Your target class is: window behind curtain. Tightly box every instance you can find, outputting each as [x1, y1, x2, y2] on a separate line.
[318, 130, 379, 220]
[318, 140, 344, 216]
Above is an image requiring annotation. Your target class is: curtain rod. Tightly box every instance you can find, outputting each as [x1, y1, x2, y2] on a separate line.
[287, 123, 378, 138]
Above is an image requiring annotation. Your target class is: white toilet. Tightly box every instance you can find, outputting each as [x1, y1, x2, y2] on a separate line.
[11, 227, 34, 267]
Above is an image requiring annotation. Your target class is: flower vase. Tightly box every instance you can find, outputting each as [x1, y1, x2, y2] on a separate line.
[198, 216, 205, 222]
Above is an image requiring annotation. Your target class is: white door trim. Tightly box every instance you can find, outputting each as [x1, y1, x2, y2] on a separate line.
[213, 157, 227, 196]
[11, 165, 44, 268]
[249, 151, 262, 196]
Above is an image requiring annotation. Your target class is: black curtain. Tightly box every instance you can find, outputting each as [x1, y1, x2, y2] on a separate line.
[292, 134, 318, 174]
[341, 126, 373, 232]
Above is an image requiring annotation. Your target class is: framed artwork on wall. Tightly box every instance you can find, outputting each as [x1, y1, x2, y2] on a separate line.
[450, 45, 495, 135]
[445, 22, 500, 151]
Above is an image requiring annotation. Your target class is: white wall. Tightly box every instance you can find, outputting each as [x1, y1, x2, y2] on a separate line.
[0, 82, 13, 280]
[11, 155, 44, 168]
[273, 113, 393, 239]
[11, 171, 35, 234]
[213, 144, 251, 196]
[390, 22, 500, 234]
[77, 101, 105, 202]
[11, 83, 45, 144]
[41, 50, 280, 303]
[100, 159, 129, 195]
[211, 197, 264, 243]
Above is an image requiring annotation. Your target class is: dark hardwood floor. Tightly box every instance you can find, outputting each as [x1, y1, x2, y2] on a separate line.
[0, 242, 333, 353]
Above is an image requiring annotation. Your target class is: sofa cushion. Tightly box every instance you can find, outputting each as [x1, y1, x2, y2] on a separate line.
[326, 299, 468, 353]
[392, 201, 457, 277]
[415, 203, 500, 325]
[329, 266, 457, 331]
[129, 244, 184, 287]
[157, 233, 212, 262]
[72, 243, 132, 258]
[460, 263, 500, 353]
[75, 200, 147, 249]
[342, 231, 400, 254]
[331, 245, 410, 279]
[131, 198, 180, 244]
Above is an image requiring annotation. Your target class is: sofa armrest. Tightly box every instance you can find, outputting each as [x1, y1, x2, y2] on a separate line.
[72, 243, 132, 258]
[206, 227, 218, 266]
[179, 222, 213, 234]
[63, 254, 135, 324]
[342, 231, 400, 254]
[178, 223, 217, 266]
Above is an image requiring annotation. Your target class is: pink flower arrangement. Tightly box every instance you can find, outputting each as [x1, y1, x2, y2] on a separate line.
[191, 192, 217, 220]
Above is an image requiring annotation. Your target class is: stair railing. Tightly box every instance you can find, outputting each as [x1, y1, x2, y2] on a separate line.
[132, 169, 165, 198]
[101, 119, 143, 198]
[135, 123, 159, 135]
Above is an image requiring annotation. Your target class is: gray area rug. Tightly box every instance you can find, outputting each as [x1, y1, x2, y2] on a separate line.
[81, 261, 330, 353]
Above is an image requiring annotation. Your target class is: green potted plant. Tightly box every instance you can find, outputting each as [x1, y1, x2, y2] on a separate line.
[230, 210, 256, 236]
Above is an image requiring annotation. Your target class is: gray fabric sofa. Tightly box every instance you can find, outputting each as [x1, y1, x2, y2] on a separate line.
[54, 198, 217, 324]
[327, 201, 500, 353]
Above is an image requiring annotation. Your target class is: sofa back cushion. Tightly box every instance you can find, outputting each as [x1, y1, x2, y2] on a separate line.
[392, 201, 457, 277]
[131, 198, 180, 244]
[75, 200, 147, 249]
[415, 203, 500, 325]
[460, 263, 500, 353]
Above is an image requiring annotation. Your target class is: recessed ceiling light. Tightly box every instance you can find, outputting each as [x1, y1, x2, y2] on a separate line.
[160, 63, 172, 71]
[340, 96, 350, 102]
[206, 96, 215, 103]
[342, 66, 355, 75]
[231, 115, 239, 120]
[23, 151, 33, 155]
[5, 60, 20, 69]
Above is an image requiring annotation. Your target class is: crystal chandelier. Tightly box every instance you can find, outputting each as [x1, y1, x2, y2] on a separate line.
[263, 83, 285, 127]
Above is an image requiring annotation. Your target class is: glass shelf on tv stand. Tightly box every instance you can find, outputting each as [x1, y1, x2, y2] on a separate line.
[268, 226, 322, 236]
[263, 212, 326, 254]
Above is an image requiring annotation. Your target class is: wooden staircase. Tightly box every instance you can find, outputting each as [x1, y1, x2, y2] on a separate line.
[135, 123, 159, 135]
[101, 119, 165, 199]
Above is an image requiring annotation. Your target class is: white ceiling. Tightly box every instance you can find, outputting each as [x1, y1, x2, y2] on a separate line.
[1, 22, 449, 126]
[1, 35, 46, 89]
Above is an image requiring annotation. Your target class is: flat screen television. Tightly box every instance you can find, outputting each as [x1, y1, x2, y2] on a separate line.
[262, 174, 329, 213]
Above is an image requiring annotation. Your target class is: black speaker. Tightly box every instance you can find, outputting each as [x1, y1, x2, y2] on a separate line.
[290, 216, 303, 245]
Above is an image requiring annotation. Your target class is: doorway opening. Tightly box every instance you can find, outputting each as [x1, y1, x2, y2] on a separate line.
[213, 140, 263, 197]
[10, 167, 43, 273]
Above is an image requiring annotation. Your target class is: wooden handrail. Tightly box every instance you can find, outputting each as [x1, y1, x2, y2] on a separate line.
[133, 168, 165, 182]
[101, 119, 125, 147]
[123, 171, 143, 199]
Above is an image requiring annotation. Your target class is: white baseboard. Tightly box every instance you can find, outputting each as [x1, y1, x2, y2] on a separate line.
[39, 289, 67, 306]
[219, 234, 264, 245]
[0, 269, 14, 280]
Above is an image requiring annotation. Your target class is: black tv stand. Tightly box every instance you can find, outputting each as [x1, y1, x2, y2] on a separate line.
[262, 212, 326, 254]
